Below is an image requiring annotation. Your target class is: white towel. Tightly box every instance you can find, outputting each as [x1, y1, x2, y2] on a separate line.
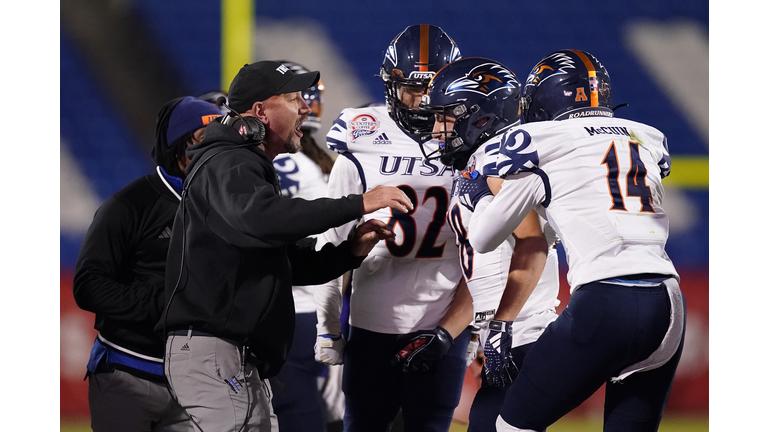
[610, 277, 685, 383]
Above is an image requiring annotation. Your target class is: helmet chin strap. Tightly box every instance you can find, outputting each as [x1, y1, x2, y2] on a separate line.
[404, 108, 433, 133]
[392, 97, 434, 136]
[612, 103, 629, 112]
[441, 151, 471, 171]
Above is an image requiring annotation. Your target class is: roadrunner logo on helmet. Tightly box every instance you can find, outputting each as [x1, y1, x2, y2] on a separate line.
[379, 24, 462, 136]
[419, 57, 521, 171]
[444, 62, 519, 97]
[521, 49, 613, 124]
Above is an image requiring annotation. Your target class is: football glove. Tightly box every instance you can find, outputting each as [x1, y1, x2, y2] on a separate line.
[457, 167, 492, 212]
[391, 326, 453, 372]
[314, 334, 345, 365]
[465, 324, 481, 367]
[483, 320, 519, 388]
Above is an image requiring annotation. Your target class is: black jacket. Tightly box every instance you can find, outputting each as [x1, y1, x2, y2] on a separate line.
[157, 121, 365, 378]
[73, 170, 180, 359]
[73, 98, 188, 360]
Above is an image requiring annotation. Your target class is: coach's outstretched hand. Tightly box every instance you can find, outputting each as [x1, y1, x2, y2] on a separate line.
[362, 185, 414, 214]
[350, 219, 395, 257]
[483, 319, 519, 388]
[391, 326, 453, 373]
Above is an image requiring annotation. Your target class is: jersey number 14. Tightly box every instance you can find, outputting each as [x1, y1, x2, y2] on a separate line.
[601, 141, 655, 213]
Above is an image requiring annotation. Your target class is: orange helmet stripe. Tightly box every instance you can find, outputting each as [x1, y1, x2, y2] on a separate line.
[587, 70, 598, 107]
[420, 24, 429, 72]
[571, 49, 599, 107]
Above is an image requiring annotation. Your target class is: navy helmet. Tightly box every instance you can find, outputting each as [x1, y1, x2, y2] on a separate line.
[279, 60, 325, 131]
[522, 49, 612, 123]
[420, 57, 521, 170]
[379, 24, 462, 136]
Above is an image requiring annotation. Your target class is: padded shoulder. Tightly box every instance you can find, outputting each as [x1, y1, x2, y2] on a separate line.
[325, 106, 391, 154]
[496, 127, 541, 178]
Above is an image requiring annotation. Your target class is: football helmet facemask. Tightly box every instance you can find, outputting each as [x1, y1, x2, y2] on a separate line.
[521, 49, 612, 123]
[419, 57, 521, 171]
[379, 24, 462, 136]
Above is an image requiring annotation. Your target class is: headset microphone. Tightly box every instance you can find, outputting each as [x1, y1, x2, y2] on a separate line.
[217, 97, 266, 144]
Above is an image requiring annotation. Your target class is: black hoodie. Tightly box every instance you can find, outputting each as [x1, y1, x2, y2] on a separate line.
[151, 97, 187, 179]
[74, 97, 187, 366]
[157, 121, 365, 378]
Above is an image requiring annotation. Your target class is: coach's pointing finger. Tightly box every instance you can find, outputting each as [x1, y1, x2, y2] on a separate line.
[362, 185, 414, 214]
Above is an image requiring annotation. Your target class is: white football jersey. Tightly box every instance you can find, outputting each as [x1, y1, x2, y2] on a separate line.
[274, 150, 332, 314]
[318, 106, 461, 334]
[469, 116, 679, 292]
[273, 151, 329, 201]
[448, 135, 560, 348]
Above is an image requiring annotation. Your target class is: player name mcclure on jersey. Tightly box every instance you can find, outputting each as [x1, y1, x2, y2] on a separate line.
[378, 155, 455, 177]
[584, 126, 631, 137]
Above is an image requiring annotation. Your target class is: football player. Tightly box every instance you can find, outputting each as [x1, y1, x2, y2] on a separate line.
[463, 49, 686, 431]
[313, 25, 473, 432]
[419, 57, 561, 432]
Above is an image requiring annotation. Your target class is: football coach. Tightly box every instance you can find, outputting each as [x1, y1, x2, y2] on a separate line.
[157, 60, 413, 432]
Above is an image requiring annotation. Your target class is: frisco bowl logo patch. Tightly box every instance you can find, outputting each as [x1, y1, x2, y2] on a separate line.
[350, 114, 380, 141]
[446, 63, 519, 97]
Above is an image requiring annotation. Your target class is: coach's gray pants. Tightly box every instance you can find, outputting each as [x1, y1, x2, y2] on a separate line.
[88, 369, 192, 432]
[165, 330, 279, 432]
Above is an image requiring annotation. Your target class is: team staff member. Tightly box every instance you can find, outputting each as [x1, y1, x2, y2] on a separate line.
[74, 96, 222, 432]
[158, 60, 413, 432]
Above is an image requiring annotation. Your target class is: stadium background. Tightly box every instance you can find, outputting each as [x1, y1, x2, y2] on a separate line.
[60, 0, 708, 429]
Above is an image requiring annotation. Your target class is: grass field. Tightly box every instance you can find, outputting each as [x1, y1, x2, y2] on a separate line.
[450, 416, 709, 431]
[62, 416, 708, 431]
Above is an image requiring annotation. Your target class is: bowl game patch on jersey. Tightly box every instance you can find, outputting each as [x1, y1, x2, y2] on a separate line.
[350, 114, 380, 141]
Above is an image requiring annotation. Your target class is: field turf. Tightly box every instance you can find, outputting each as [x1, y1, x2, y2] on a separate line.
[62, 416, 708, 431]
